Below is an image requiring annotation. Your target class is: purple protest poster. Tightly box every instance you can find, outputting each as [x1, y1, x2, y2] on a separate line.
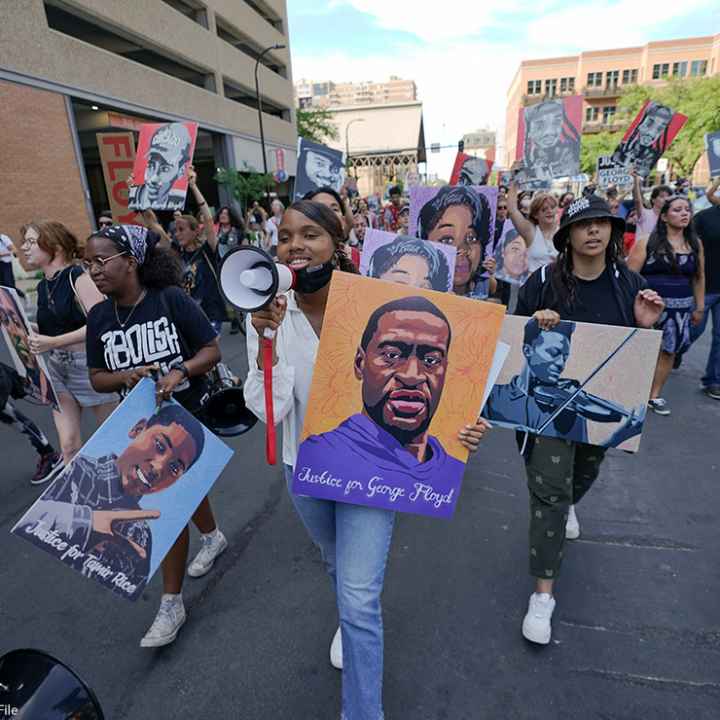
[359, 229, 457, 292]
[409, 185, 497, 248]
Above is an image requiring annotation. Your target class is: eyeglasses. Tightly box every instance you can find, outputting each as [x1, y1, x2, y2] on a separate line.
[21, 237, 38, 248]
[82, 250, 127, 271]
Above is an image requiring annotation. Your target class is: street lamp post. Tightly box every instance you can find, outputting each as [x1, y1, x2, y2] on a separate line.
[254, 43, 285, 205]
[345, 118, 365, 178]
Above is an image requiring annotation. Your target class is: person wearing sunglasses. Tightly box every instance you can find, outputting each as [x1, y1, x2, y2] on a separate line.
[97, 210, 113, 230]
[22, 221, 117, 472]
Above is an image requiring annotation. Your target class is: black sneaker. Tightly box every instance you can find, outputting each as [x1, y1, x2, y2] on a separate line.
[31, 451, 64, 485]
[704, 385, 720, 400]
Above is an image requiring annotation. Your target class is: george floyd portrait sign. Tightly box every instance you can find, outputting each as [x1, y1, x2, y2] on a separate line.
[11, 379, 233, 600]
[515, 95, 582, 187]
[610, 101, 687, 178]
[128, 121, 198, 211]
[481, 315, 661, 451]
[0, 286, 59, 411]
[294, 137, 345, 200]
[292, 273, 505, 518]
[359, 229, 457, 293]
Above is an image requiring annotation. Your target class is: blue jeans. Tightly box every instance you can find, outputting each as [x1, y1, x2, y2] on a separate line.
[689, 293, 720, 387]
[284, 465, 393, 720]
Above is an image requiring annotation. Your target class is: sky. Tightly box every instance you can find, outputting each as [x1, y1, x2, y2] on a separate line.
[287, 0, 719, 178]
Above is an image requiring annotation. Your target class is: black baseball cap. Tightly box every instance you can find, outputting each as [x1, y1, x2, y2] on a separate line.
[553, 195, 625, 252]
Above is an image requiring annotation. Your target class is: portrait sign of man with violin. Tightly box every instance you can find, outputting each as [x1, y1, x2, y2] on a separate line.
[484, 317, 648, 448]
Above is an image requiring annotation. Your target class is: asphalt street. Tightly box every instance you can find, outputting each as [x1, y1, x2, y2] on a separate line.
[0, 327, 718, 720]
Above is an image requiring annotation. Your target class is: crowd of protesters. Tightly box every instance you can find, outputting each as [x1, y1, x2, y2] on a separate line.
[1, 161, 718, 720]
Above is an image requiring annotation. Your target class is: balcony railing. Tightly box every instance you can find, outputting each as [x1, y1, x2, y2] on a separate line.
[582, 121, 624, 133]
[582, 85, 623, 98]
[521, 89, 576, 105]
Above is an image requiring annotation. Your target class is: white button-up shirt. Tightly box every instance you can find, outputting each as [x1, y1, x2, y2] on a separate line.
[244, 291, 319, 468]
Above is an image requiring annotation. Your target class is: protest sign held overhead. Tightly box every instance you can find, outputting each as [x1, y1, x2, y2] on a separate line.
[705, 131, 720, 177]
[292, 273, 504, 518]
[128, 122, 198, 211]
[610, 101, 687, 178]
[409, 185, 498, 249]
[515, 96, 582, 188]
[359, 229, 457, 293]
[294, 137, 345, 199]
[450, 152, 493, 186]
[482, 315, 661, 452]
[96, 131, 136, 223]
[12, 379, 233, 601]
[596, 155, 632, 189]
[0, 286, 59, 410]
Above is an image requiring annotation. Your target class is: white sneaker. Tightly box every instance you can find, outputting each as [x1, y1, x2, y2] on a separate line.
[522, 593, 556, 645]
[565, 505, 580, 540]
[330, 626, 343, 670]
[140, 595, 186, 648]
[187, 530, 228, 578]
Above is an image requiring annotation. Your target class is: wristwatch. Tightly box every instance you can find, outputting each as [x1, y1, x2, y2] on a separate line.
[176, 362, 190, 380]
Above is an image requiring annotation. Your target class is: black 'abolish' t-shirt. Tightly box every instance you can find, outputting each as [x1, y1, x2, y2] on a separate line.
[85, 286, 217, 412]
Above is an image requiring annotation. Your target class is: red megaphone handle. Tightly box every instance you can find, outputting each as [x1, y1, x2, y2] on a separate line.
[261, 337, 277, 465]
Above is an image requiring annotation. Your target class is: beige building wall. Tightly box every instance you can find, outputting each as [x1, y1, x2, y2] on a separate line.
[296, 77, 417, 109]
[504, 34, 720, 167]
[0, 0, 297, 158]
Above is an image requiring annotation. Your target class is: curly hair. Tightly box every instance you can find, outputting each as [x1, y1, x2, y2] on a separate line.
[92, 229, 183, 290]
[286, 200, 358, 274]
[416, 185, 492, 247]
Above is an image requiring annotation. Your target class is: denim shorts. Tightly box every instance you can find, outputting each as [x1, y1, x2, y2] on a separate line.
[47, 350, 115, 408]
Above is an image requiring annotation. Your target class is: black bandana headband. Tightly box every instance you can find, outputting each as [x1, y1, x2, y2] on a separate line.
[96, 224, 157, 265]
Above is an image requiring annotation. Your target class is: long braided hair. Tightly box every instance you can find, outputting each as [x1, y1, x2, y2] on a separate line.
[647, 196, 700, 275]
[550, 224, 625, 310]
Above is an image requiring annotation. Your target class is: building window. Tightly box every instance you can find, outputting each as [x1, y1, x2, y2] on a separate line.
[622, 69, 638, 84]
[672, 61, 688, 77]
[585, 107, 598, 122]
[602, 105, 616, 124]
[606, 70, 619, 88]
[559, 76, 575, 93]
[587, 72, 602, 87]
[545, 79, 557, 97]
[652, 63, 670, 79]
[527, 79, 542, 95]
[691, 60, 707, 76]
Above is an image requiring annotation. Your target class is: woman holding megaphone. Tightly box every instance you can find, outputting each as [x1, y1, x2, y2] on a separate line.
[244, 200, 488, 720]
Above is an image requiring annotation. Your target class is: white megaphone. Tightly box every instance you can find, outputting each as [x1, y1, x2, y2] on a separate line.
[219, 246, 295, 313]
[219, 246, 296, 466]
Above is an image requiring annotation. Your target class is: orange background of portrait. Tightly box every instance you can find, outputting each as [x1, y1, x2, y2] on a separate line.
[301, 273, 506, 461]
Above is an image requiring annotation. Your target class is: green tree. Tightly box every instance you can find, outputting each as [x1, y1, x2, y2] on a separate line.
[580, 130, 623, 175]
[296, 106, 339, 143]
[214, 164, 274, 212]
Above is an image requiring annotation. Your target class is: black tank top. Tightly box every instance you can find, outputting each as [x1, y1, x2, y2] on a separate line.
[37, 265, 88, 337]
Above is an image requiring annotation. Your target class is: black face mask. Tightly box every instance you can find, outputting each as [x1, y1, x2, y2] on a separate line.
[294, 260, 335, 294]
